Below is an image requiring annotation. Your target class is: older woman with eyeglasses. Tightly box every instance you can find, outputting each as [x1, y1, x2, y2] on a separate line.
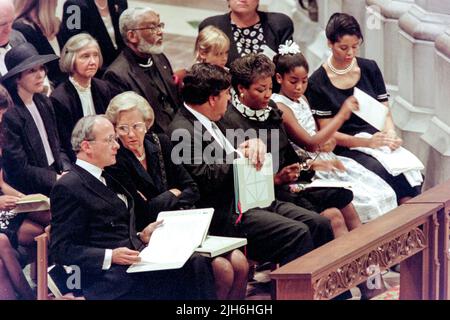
[51, 33, 114, 162]
[105, 91, 249, 300]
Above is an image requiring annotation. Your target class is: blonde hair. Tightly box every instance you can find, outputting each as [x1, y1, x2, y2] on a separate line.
[15, 0, 60, 38]
[105, 92, 155, 128]
[194, 26, 230, 62]
[59, 33, 103, 74]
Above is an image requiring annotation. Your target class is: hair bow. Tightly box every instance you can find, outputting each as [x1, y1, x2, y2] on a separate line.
[278, 40, 301, 56]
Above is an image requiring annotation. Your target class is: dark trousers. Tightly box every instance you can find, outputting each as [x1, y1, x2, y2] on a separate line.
[277, 186, 354, 213]
[86, 253, 216, 300]
[238, 200, 333, 266]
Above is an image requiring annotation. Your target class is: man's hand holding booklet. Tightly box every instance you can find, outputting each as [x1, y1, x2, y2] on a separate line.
[127, 208, 246, 273]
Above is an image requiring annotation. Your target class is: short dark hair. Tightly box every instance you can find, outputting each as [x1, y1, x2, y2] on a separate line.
[273, 52, 309, 76]
[229, 54, 275, 91]
[182, 63, 231, 105]
[325, 13, 364, 44]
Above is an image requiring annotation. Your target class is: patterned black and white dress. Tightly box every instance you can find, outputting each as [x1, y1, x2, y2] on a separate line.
[231, 21, 266, 57]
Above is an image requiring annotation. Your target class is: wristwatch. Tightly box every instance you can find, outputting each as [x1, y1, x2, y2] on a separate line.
[300, 159, 313, 171]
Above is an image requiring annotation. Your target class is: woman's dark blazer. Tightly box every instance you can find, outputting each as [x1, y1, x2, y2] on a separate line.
[1, 93, 71, 196]
[12, 19, 66, 87]
[199, 11, 294, 66]
[59, 0, 128, 73]
[106, 134, 200, 231]
[50, 77, 113, 162]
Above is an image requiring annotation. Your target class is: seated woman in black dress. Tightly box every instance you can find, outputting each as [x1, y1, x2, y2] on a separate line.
[306, 13, 422, 204]
[0, 84, 37, 300]
[51, 33, 113, 162]
[105, 91, 248, 300]
[220, 53, 363, 237]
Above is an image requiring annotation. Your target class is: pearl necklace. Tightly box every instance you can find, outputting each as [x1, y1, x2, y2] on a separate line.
[135, 152, 146, 162]
[94, 0, 108, 10]
[327, 55, 356, 75]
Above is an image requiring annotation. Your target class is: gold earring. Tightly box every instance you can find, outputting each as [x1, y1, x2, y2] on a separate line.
[240, 92, 244, 98]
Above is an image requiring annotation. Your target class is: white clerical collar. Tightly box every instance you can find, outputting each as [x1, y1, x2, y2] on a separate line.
[139, 57, 153, 68]
[76, 159, 103, 182]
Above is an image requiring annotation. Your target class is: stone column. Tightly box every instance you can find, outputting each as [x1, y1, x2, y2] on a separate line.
[420, 27, 450, 188]
[391, 2, 450, 172]
[317, 0, 343, 28]
[265, 0, 297, 15]
[342, 0, 369, 56]
[363, 0, 414, 97]
[298, 0, 343, 71]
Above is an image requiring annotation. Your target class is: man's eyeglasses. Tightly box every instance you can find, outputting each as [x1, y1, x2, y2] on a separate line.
[130, 22, 165, 34]
[116, 122, 147, 136]
[87, 134, 119, 146]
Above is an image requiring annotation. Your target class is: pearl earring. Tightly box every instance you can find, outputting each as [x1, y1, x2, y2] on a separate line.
[240, 92, 244, 98]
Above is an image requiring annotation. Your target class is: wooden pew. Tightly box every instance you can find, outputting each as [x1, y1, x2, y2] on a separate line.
[270, 203, 443, 300]
[35, 232, 49, 300]
[406, 179, 450, 300]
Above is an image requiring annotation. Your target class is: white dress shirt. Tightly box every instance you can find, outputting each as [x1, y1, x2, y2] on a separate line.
[69, 77, 97, 116]
[48, 37, 60, 56]
[0, 44, 12, 76]
[26, 101, 55, 166]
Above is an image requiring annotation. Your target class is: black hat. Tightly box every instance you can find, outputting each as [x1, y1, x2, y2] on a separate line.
[1, 42, 58, 83]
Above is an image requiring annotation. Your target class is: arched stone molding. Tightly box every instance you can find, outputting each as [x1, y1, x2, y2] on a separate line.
[392, 5, 450, 165]
[421, 28, 450, 188]
[364, 0, 414, 97]
[392, 0, 450, 187]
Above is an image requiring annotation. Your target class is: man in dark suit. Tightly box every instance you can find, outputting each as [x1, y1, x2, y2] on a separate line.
[50, 115, 216, 300]
[168, 63, 334, 266]
[103, 7, 181, 134]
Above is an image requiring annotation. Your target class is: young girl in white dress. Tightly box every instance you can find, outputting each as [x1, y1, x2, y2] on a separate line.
[271, 41, 397, 223]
